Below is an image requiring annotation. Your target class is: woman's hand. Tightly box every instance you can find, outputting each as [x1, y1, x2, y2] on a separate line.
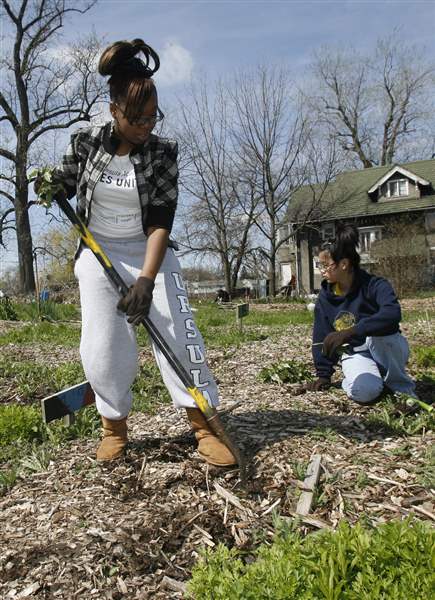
[31, 167, 66, 207]
[117, 276, 155, 325]
[322, 327, 356, 359]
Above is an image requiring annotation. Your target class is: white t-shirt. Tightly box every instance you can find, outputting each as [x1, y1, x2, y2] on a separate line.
[89, 153, 146, 239]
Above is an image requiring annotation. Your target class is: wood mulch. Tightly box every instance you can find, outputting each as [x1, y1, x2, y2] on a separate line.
[0, 300, 434, 599]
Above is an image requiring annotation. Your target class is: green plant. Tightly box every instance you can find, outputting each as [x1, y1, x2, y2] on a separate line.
[366, 399, 435, 436]
[291, 460, 308, 480]
[0, 468, 18, 495]
[0, 404, 43, 447]
[259, 360, 313, 384]
[413, 345, 435, 368]
[416, 446, 435, 488]
[188, 518, 434, 599]
[0, 296, 18, 320]
[309, 426, 338, 441]
[19, 446, 54, 474]
[29, 166, 65, 208]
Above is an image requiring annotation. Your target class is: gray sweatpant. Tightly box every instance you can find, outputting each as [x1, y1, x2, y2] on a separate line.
[341, 333, 416, 404]
[74, 236, 219, 420]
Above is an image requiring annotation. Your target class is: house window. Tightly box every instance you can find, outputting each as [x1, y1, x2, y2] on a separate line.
[358, 226, 382, 254]
[321, 222, 335, 241]
[386, 179, 409, 198]
[278, 224, 294, 246]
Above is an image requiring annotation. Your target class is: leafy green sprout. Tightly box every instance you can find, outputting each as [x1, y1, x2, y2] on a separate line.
[29, 166, 65, 209]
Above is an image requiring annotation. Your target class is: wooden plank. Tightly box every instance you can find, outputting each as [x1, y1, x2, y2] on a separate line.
[161, 576, 187, 594]
[296, 454, 322, 516]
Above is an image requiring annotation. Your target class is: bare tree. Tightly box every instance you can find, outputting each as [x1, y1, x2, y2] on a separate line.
[310, 33, 435, 169]
[176, 79, 259, 294]
[229, 66, 314, 296]
[0, 0, 105, 293]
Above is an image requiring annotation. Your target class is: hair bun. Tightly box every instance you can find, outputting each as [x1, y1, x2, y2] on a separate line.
[335, 222, 359, 248]
[98, 39, 160, 78]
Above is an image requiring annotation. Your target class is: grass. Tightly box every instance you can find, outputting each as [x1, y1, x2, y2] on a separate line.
[12, 300, 80, 322]
[188, 517, 434, 600]
[0, 321, 81, 347]
[187, 303, 313, 348]
[132, 362, 171, 412]
[402, 309, 435, 323]
[193, 303, 313, 330]
[413, 345, 435, 368]
[0, 356, 85, 402]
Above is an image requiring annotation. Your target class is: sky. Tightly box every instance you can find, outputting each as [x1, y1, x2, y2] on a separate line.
[1, 0, 435, 275]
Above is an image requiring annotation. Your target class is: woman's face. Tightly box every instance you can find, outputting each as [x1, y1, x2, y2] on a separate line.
[317, 250, 339, 283]
[110, 93, 158, 146]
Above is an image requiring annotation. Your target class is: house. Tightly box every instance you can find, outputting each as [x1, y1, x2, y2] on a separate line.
[277, 159, 435, 293]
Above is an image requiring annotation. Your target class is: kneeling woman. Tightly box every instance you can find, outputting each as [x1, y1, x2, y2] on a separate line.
[308, 223, 416, 404]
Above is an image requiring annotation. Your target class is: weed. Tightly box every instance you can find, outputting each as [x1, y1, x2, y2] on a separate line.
[19, 446, 54, 474]
[259, 360, 313, 385]
[0, 404, 42, 447]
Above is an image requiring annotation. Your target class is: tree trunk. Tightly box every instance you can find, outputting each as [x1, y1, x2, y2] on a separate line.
[269, 251, 276, 297]
[222, 256, 232, 296]
[15, 148, 35, 294]
[15, 199, 35, 293]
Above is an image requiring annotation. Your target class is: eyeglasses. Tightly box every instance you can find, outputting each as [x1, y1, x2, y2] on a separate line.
[115, 104, 165, 126]
[315, 261, 336, 273]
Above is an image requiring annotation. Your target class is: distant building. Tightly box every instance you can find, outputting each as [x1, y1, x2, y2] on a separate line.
[182, 277, 266, 298]
[277, 159, 435, 293]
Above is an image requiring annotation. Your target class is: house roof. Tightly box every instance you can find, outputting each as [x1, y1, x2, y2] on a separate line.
[288, 158, 435, 223]
[367, 165, 430, 193]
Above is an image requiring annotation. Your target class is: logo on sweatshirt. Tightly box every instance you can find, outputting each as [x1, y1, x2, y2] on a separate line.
[334, 311, 356, 331]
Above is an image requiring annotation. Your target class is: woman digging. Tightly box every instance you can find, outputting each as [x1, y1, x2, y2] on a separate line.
[35, 39, 236, 467]
[306, 223, 417, 405]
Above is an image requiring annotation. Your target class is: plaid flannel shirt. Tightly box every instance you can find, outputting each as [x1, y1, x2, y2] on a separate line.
[56, 121, 179, 235]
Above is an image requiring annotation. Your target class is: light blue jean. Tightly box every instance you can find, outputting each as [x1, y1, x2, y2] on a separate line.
[340, 333, 416, 405]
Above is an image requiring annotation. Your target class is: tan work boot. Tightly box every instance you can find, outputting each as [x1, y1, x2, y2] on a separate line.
[185, 408, 237, 466]
[96, 416, 128, 461]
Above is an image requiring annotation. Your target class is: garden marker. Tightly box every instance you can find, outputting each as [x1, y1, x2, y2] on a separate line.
[34, 181, 246, 480]
[41, 381, 95, 423]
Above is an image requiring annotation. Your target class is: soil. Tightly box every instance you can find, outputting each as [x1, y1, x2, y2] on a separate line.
[0, 299, 434, 599]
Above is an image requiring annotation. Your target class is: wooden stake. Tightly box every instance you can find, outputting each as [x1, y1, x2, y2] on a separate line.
[296, 454, 322, 516]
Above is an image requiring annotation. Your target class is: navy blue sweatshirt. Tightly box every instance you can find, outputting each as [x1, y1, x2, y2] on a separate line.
[312, 269, 401, 379]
